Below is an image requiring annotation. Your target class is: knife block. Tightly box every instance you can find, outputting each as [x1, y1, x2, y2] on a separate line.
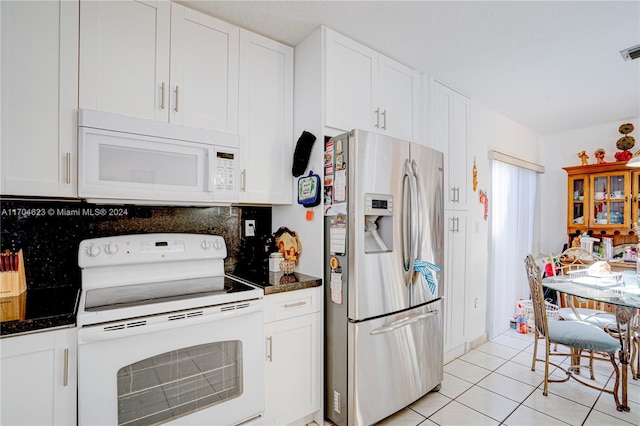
[0, 292, 26, 322]
[0, 249, 26, 297]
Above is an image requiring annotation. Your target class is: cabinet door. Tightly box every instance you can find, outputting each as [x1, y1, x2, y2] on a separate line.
[264, 312, 320, 425]
[589, 172, 630, 228]
[238, 30, 293, 204]
[324, 29, 378, 132]
[169, 4, 239, 132]
[378, 55, 419, 141]
[632, 171, 640, 226]
[79, 0, 170, 121]
[444, 211, 467, 360]
[567, 175, 588, 230]
[1, 0, 78, 197]
[432, 81, 469, 210]
[0, 328, 77, 425]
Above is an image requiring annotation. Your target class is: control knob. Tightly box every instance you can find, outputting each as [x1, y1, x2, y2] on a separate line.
[85, 244, 101, 257]
[213, 239, 223, 250]
[200, 240, 212, 250]
[104, 242, 119, 255]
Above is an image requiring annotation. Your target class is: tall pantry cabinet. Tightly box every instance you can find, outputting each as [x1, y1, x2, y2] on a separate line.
[430, 79, 471, 362]
[1, 0, 79, 197]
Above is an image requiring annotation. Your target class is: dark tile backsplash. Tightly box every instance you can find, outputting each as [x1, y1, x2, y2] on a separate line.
[0, 199, 272, 290]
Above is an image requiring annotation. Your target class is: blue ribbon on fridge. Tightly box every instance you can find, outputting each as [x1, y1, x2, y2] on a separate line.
[413, 260, 441, 295]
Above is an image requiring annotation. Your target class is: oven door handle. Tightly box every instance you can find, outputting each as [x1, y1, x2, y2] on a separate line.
[78, 303, 262, 344]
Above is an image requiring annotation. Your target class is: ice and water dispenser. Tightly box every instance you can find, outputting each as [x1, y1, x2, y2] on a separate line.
[364, 193, 393, 253]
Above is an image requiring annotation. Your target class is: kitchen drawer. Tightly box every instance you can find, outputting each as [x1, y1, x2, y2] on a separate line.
[264, 287, 321, 323]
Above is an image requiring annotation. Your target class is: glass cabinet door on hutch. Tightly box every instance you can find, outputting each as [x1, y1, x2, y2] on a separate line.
[590, 172, 629, 227]
[568, 175, 586, 227]
[631, 170, 640, 228]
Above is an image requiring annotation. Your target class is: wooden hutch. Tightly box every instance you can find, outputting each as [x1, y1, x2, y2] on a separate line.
[564, 161, 640, 248]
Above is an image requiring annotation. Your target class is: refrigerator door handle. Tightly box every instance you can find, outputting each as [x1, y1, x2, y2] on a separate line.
[370, 310, 439, 335]
[401, 161, 411, 273]
[411, 159, 424, 253]
[402, 160, 418, 283]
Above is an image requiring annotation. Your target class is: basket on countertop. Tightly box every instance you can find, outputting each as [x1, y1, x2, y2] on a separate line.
[519, 299, 560, 328]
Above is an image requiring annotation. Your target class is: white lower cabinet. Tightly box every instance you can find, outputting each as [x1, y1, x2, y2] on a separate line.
[444, 210, 468, 362]
[263, 287, 322, 425]
[0, 328, 77, 425]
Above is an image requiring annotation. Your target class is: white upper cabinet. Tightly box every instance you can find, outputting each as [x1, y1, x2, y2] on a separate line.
[238, 29, 293, 205]
[79, 0, 170, 122]
[80, 1, 239, 133]
[169, 4, 239, 131]
[324, 31, 378, 133]
[324, 29, 419, 141]
[378, 56, 419, 141]
[432, 80, 469, 210]
[1, 0, 79, 197]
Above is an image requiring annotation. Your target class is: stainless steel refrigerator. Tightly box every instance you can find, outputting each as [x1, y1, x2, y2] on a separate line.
[323, 130, 444, 426]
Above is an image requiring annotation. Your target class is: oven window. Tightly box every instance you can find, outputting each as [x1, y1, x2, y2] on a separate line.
[117, 340, 243, 426]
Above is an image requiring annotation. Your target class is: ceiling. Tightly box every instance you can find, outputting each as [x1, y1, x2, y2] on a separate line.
[179, 0, 640, 136]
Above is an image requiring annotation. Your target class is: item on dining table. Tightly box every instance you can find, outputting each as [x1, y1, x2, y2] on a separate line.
[587, 260, 612, 277]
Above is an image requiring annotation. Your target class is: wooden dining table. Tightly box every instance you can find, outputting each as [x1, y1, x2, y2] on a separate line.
[542, 273, 639, 412]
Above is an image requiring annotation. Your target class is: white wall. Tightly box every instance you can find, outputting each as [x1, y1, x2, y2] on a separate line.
[539, 117, 640, 256]
[466, 100, 543, 343]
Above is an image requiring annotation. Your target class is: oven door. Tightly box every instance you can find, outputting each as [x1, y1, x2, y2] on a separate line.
[77, 301, 264, 426]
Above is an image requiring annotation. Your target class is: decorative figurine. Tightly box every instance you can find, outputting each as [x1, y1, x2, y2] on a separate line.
[472, 158, 478, 192]
[479, 190, 488, 221]
[578, 150, 589, 165]
[594, 148, 605, 164]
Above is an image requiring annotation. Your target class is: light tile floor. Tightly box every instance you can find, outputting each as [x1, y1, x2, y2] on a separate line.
[375, 328, 640, 425]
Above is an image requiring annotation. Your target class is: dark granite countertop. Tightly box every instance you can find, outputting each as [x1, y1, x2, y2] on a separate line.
[0, 287, 79, 337]
[228, 270, 322, 295]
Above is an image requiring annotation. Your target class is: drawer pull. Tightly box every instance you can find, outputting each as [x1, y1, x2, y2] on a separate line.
[284, 301, 307, 309]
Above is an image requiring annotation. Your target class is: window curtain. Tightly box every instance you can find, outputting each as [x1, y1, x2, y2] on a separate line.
[487, 160, 538, 338]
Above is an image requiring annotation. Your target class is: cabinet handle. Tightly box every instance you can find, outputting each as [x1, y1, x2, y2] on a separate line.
[284, 301, 307, 309]
[381, 109, 387, 130]
[63, 348, 69, 387]
[266, 336, 273, 362]
[65, 152, 71, 184]
[174, 86, 180, 112]
[455, 187, 460, 203]
[160, 82, 166, 110]
[374, 108, 380, 128]
[241, 169, 246, 192]
[451, 187, 459, 203]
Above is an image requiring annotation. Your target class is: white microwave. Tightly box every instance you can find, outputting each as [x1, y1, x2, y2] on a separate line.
[78, 109, 239, 205]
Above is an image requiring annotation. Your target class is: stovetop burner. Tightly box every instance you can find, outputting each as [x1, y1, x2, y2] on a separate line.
[77, 233, 263, 327]
[85, 276, 256, 312]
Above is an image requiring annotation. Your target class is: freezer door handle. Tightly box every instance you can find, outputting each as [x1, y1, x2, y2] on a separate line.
[370, 310, 439, 335]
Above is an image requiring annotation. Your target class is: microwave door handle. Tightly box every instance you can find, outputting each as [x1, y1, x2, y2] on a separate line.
[206, 149, 216, 192]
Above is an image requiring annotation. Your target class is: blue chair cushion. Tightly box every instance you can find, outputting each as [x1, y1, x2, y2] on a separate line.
[558, 308, 617, 329]
[547, 320, 621, 354]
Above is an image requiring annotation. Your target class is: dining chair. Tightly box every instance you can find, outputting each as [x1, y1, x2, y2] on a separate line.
[554, 247, 621, 377]
[524, 254, 623, 411]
